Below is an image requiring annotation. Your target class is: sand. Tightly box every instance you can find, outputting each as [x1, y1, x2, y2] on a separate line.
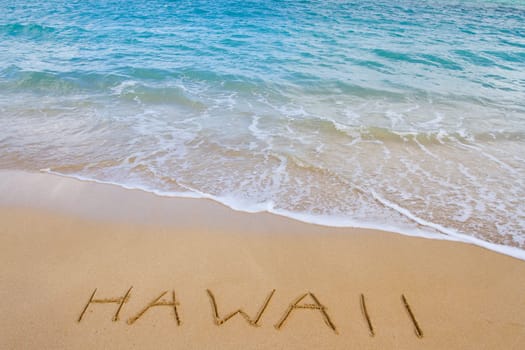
[1, 170, 524, 349]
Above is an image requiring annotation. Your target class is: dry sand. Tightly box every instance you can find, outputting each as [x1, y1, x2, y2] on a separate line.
[1, 170, 524, 349]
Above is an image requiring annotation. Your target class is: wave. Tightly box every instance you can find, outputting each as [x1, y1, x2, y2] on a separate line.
[0, 23, 56, 39]
[288, 116, 525, 145]
[0, 66, 272, 96]
[0, 66, 121, 93]
[372, 49, 464, 71]
[1, 63, 523, 116]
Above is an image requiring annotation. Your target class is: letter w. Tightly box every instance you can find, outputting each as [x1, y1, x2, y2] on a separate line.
[206, 289, 275, 327]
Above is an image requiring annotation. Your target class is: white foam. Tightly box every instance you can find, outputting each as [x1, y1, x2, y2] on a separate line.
[369, 190, 525, 260]
[413, 136, 439, 159]
[417, 111, 443, 128]
[111, 80, 138, 95]
[459, 141, 520, 176]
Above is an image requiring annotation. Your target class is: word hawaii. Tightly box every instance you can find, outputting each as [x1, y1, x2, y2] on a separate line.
[78, 287, 423, 338]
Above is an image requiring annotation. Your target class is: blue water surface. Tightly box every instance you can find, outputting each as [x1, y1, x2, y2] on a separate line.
[1, 0, 524, 102]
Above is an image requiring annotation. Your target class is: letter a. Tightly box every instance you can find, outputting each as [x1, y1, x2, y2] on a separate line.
[206, 289, 275, 326]
[274, 292, 337, 334]
[77, 286, 133, 322]
[127, 290, 181, 325]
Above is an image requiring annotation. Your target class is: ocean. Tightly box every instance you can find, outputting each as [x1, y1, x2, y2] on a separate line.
[1, 0, 524, 258]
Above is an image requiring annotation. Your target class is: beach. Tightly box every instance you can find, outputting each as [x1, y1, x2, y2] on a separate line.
[2, 1, 525, 348]
[1, 170, 524, 349]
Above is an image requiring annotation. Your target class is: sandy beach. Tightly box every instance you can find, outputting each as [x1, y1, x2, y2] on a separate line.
[0, 170, 524, 349]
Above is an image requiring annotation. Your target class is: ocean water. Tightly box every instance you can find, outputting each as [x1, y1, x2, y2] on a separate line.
[1, 0, 524, 258]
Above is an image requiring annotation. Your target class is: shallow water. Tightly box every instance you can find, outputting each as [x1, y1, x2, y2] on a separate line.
[1, 0, 524, 256]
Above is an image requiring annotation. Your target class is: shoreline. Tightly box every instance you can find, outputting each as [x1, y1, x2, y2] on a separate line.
[1, 170, 525, 349]
[5, 169, 525, 261]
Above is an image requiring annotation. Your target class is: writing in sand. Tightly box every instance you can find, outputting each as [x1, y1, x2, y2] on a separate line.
[77, 287, 424, 338]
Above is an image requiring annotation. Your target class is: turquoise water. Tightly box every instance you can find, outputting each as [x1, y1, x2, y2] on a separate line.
[1, 0, 524, 257]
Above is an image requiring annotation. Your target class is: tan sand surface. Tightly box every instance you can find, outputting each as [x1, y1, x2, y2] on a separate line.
[1, 171, 524, 349]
